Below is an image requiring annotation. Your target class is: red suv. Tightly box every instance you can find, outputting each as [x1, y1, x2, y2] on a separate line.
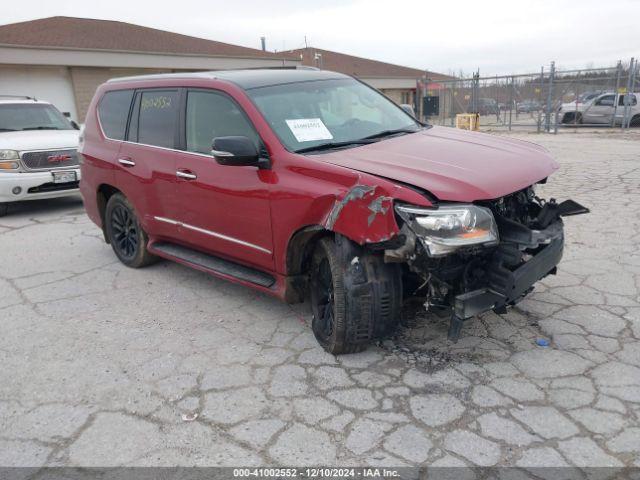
[79, 69, 587, 353]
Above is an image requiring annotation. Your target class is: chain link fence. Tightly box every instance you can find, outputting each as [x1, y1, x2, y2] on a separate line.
[419, 58, 639, 132]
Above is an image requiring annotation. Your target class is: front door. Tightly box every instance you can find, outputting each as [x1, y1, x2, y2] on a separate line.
[172, 89, 274, 271]
[583, 94, 615, 124]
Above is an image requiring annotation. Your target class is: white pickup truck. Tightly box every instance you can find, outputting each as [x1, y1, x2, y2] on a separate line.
[558, 92, 639, 126]
[0, 97, 80, 216]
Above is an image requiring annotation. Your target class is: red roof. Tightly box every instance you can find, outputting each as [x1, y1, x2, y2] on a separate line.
[0, 16, 295, 60]
[287, 47, 452, 81]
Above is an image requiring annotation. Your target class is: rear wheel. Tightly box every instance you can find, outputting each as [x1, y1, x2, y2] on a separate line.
[631, 115, 640, 127]
[105, 193, 157, 268]
[0, 203, 8, 217]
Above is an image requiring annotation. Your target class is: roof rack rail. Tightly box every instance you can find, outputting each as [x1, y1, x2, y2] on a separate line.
[222, 65, 320, 71]
[0, 95, 37, 101]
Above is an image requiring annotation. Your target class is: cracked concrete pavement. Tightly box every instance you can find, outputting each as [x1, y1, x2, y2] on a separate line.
[0, 130, 639, 470]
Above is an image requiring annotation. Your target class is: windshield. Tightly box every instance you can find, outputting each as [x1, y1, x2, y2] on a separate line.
[0, 104, 74, 132]
[247, 78, 421, 152]
[577, 93, 599, 103]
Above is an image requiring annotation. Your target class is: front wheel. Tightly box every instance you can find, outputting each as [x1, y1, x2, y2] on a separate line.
[310, 237, 361, 354]
[309, 236, 402, 354]
[105, 193, 157, 268]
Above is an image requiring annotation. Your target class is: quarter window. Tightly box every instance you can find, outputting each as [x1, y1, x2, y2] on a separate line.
[186, 90, 259, 155]
[98, 90, 134, 140]
[134, 90, 179, 148]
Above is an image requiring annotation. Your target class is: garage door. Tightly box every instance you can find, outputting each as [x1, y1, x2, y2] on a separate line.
[0, 66, 79, 122]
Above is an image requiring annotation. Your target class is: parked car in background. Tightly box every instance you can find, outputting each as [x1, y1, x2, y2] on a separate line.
[0, 96, 81, 217]
[80, 69, 588, 353]
[558, 92, 639, 125]
[476, 98, 499, 115]
[517, 100, 541, 113]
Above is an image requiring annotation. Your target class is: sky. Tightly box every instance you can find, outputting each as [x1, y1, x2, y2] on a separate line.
[2, 0, 639, 76]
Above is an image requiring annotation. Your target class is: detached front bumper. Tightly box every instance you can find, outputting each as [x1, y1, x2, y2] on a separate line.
[453, 233, 563, 320]
[0, 169, 81, 203]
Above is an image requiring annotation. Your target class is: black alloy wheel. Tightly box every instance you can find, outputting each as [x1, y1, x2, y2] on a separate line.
[110, 203, 138, 260]
[313, 257, 335, 342]
[104, 193, 157, 268]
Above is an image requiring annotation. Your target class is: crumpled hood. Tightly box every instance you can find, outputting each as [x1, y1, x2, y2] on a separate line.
[316, 126, 559, 202]
[0, 130, 79, 152]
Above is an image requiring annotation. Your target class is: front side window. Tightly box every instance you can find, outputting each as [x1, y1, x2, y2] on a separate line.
[132, 90, 179, 148]
[247, 78, 420, 152]
[595, 95, 615, 107]
[98, 90, 134, 139]
[0, 103, 74, 132]
[186, 90, 259, 154]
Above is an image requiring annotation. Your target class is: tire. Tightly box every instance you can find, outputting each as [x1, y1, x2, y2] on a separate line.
[0, 203, 8, 217]
[104, 193, 157, 268]
[631, 115, 640, 127]
[309, 236, 402, 354]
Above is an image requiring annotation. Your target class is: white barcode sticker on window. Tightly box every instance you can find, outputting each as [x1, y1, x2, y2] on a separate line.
[286, 118, 333, 142]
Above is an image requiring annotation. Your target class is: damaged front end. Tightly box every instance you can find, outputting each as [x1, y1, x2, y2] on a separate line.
[385, 186, 589, 342]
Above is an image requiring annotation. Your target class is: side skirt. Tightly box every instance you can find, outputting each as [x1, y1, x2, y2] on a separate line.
[149, 241, 276, 288]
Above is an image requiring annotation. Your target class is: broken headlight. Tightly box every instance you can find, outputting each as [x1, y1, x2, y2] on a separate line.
[396, 204, 499, 256]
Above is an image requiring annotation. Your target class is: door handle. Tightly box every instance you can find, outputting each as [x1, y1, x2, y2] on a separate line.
[118, 158, 135, 167]
[176, 170, 197, 180]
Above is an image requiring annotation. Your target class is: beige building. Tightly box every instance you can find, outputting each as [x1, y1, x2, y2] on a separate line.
[0, 16, 299, 122]
[286, 47, 452, 106]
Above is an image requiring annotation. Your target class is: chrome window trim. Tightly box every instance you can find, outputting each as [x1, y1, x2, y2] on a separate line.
[154, 216, 272, 255]
[96, 88, 264, 161]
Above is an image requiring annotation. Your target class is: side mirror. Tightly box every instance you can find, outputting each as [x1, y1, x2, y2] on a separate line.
[70, 120, 80, 130]
[400, 104, 416, 117]
[212, 136, 265, 168]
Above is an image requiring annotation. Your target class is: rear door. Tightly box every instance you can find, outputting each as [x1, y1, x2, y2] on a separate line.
[115, 88, 180, 239]
[582, 94, 615, 124]
[171, 88, 274, 271]
[614, 94, 638, 125]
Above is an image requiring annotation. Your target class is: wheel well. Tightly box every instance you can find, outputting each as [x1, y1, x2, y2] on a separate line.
[284, 226, 332, 303]
[97, 184, 121, 242]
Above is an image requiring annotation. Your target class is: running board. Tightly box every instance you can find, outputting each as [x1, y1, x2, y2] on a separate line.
[150, 241, 275, 288]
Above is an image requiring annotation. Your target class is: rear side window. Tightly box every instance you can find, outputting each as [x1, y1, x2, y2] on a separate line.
[98, 90, 134, 140]
[133, 90, 179, 149]
[619, 94, 637, 106]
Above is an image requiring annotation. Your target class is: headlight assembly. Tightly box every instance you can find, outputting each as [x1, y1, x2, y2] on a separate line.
[0, 150, 20, 171]
[396, 204, 499, 256]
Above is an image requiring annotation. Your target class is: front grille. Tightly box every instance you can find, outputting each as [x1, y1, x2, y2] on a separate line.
[21, 149, 79, 170]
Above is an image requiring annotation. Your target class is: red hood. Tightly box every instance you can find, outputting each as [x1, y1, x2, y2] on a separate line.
[315, 126, 559, 202]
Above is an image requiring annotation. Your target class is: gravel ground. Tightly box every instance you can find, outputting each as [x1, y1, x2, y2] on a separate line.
[0, 130, 639, 472]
